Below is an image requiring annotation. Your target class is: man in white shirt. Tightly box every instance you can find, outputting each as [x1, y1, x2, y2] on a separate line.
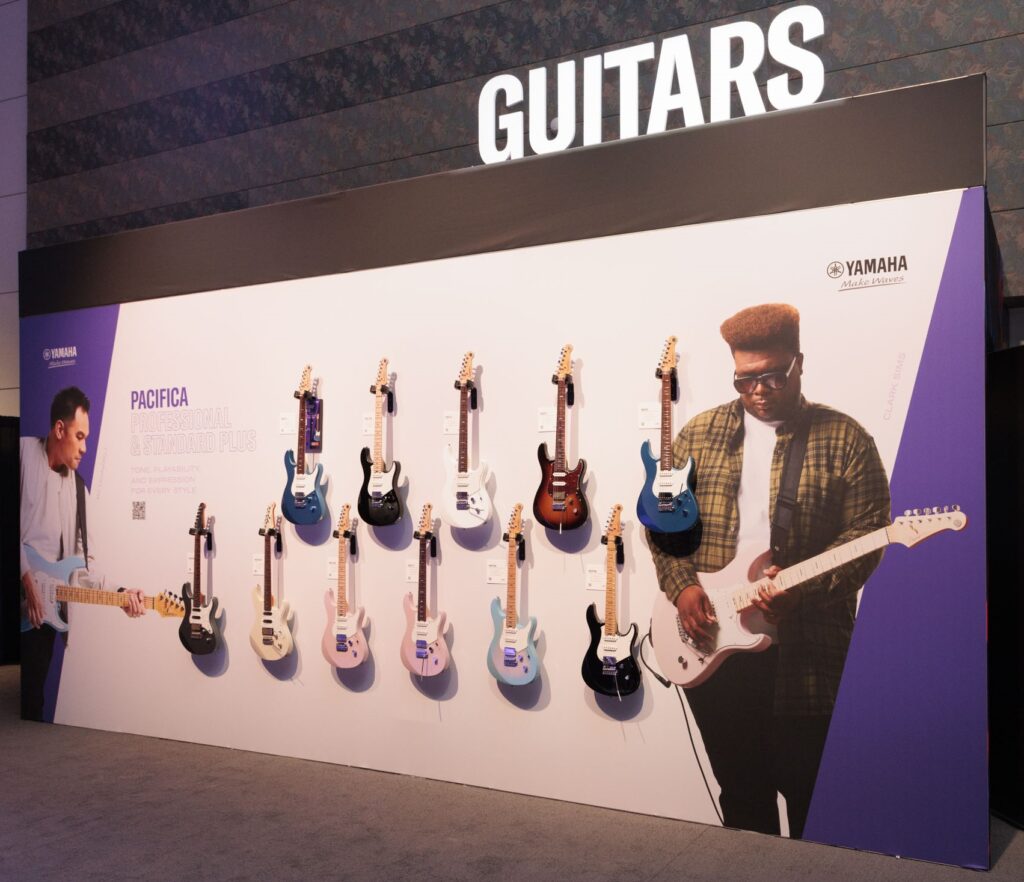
[20, 386, 144, 721]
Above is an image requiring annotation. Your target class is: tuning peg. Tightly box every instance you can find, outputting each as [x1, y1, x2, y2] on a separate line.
[912, 508, 919, 516]
[903, 509, 911, 516]
[943, 505, 950, 512]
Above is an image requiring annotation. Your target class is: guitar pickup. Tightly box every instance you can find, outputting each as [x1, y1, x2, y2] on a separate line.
[262, 627, 274, 636]
[416, 639, 428, 659]
[503, 647, 517, 667]
[263, 637, 273, 646]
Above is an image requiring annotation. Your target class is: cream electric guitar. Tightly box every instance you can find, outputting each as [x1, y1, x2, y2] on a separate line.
[441, 351, 492, 528]
[321, 504, 370, 669]
[400, 504, 450, 676]
[249, 504, 294, 661]
[650, 506, 968, 688]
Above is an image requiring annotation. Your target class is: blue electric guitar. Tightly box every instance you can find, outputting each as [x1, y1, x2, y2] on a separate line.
[20, 544, 183, 632]
[637, 336, 699, 533]
[282, 365, 327, 525]
[486, 504, 539, 687]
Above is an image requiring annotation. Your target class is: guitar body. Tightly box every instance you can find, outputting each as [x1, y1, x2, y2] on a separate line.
[486, 596, 539, 686]
[357, 448, 403, 527]
[178, 582, 222, 655]
[249, 585, 294, 661]
[321, 590, 370, 669]
[581, 603, 641, 697]
[440, 447, 492, 528]
[19, 548, 84, 632]
[399, 592, 449, 676]
[533, 443, 589, 530]
[636, 441, 699, 533]
[650, 543, 776, 688]
[281, 450, 327, 525]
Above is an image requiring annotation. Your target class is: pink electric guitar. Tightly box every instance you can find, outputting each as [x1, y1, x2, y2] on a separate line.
[400, 504, 450, 676]
[321, 504, 370, 669]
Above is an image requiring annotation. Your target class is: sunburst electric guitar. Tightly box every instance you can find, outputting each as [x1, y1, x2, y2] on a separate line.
[250, 503, 294, 661]
[20, 545, 183, 631]
[637, 336, 699, 533]
[400, 504, 450, 676]
[179, 503, 223, 655]
[486, 504, 539, 686]
[322, 504, 370, 669]
[582, 504, 641, 697]
[441, 352, 492, 528]
[358, 358, 403, 527]
[282, 365, 327, 525]
[534, 344, 589, 531]
[650, 506, 968, 687]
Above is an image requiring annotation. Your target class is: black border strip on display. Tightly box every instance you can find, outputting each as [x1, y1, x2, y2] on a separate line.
[19, 75, 985, 317]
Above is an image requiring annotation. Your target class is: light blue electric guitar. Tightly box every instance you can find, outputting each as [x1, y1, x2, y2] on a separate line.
[20, 544, 183, 632]
[282, 365, 327, 525]
[486, 505, 539, 686]
[636, 336, 699, 534]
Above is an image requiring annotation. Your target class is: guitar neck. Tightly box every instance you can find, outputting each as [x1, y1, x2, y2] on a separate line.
[192, 532, 203, 606]
[660, 372, 673, 465]
[55, 584, 158, 611]
[296, 395, 307, 473]
[604, 541, 618, 635]
[337, 535, 348, 617]
[458, 387, 470, 473]
[263, 533, 273, 613]
[373, 390, 384, 471]
[417, 537, 428, 622]
[554, 379, 567, 471]
[505, 540, 518, 628]
[733, 527, 891, 611]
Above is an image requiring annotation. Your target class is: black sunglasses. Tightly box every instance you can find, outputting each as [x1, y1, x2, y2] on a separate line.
[733, 356, 798, 394]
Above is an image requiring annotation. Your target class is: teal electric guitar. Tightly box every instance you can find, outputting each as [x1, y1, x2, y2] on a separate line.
[486, 504, 539, 686]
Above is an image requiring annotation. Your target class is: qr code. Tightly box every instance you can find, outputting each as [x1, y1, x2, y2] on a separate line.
[132, 501, 146, 521]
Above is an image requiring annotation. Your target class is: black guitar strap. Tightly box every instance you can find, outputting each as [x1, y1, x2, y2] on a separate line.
[75, 471, 89, 571]
[770, 413, 811, 559]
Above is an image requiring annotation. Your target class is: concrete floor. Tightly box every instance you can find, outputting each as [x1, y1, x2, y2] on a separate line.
[0, 665, 1020, 881]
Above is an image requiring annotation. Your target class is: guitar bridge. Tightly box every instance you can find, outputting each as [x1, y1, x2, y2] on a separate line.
[601, 656, 617, 675]
[657, 492, 675, 512]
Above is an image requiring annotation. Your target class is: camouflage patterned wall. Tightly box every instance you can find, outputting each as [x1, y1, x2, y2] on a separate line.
[25, 1, 1023, 306]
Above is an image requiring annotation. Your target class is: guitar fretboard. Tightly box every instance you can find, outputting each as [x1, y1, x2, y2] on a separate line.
[603, 539, 618, 635]
[336, 532, 348, 618]
[458, 386, 470, 474]
[263, 531, 273, 614]
[732, 527, 890, 611]
[554, 379, 567, 473]
[296, 394, 307, 475]
[192, 530, 203, 606]
[54, 584, 159, 611]
[505, 537, 518, 629]
[373, 389, 384, 472]
[417, 535, 429, 623]
[660, 371, 673, 466]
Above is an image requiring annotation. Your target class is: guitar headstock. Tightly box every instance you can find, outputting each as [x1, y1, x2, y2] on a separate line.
[373, 358, 389, 392]
[456, 351, 475, 390]
[553, 344, 573, 383]
[335, 503, 352, 538]
[505, 503, 525, 544]
[155, 590, 186, 618]
[604, 504, 624, 542]
[657, 336, 678, 378]
[189, 502, 207, 536]
[295, 364, 312, 399]
[259, 502, 277, 537]
[414, 503, 433, 541]
[888, 506, 967, 547]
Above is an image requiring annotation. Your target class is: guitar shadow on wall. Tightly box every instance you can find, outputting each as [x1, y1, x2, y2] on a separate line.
[333, 621, 376, 692]
[192, 527, 229, 677]
[294, 495, 333, 546]
[588, 682, 647, 721]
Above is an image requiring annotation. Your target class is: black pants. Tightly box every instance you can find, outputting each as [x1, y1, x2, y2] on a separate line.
[21, 626, 65, 722]
[685, 647, 831, 839]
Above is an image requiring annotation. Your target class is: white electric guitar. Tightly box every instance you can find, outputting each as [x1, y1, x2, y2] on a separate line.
[249, 503, 294, 661]
[650, 506, 968, 688]
[441, 351, 492, 528]
[321, 504, 370, 669]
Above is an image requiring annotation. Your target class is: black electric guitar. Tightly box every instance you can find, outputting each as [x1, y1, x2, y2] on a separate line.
[581, 504, 641, 696]
[357, 358, 403, 527]
[178, 502, 222, 655]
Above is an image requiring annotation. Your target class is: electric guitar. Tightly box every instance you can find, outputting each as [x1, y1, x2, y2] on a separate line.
[282, 364, 327, 525]
[358, 358, 403, 527]
[400, 504, 450, 676]
[486, 504, 539, 686]
[20, 544, 183, 632]
[581, 504, 641, 697]
[250, 503, 294, 661]
[650, 506, 969, 688]
[533, 344, 589, 531]
[321, 504, 370, 669]
[637, 336, 699, 533]
[179, 502, 223, 655]
[440, 352, 492, 528]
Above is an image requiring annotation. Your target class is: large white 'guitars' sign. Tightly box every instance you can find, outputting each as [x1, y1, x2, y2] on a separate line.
[479, 4, 825, 163]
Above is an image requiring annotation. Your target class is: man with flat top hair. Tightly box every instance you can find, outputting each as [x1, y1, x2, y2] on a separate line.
[648, 303, 890, 838]
[20, 386, 145, 721]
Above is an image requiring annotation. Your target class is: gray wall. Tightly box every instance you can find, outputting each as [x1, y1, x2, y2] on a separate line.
[1, 0, 26, 417]
[22, 1, 1024, 312]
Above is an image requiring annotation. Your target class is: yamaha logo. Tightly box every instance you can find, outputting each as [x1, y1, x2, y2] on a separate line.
[43, 344, 78, 369]
[826, 261, 844, 279]
[831, 254, 909, 292]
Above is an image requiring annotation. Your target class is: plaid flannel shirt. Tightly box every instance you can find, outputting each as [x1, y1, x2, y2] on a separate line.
[648, 397, 890, 716]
